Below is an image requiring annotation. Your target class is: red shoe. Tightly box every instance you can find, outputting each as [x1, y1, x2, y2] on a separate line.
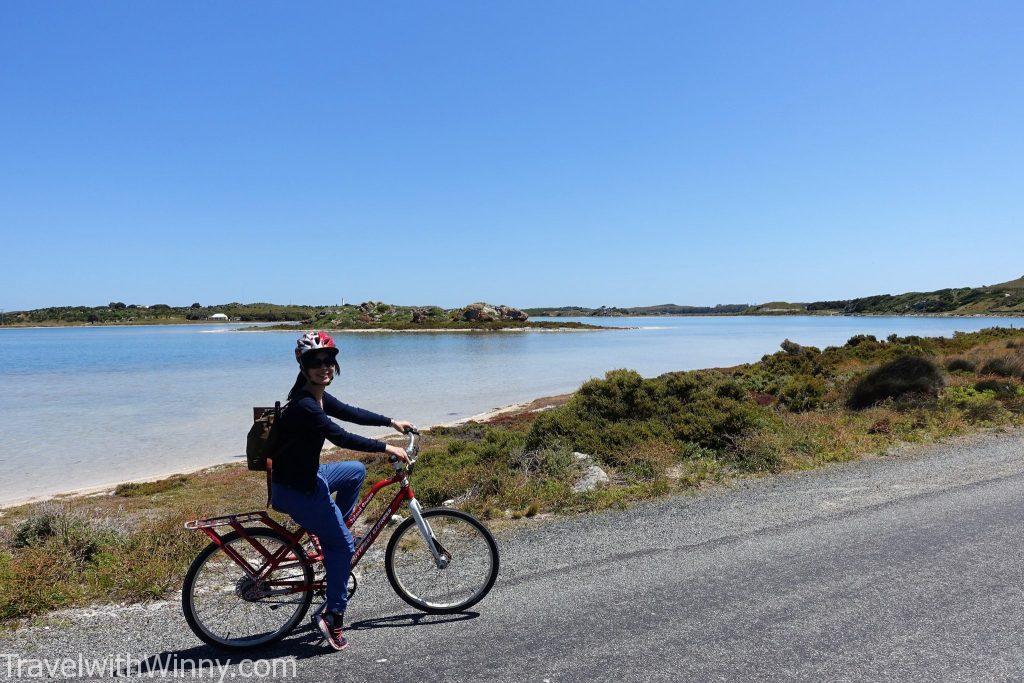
[316, 610, 348, 651]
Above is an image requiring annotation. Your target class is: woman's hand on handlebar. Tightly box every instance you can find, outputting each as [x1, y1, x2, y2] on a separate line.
[385, 444, 410, 463]
[390, 419, 416, 434]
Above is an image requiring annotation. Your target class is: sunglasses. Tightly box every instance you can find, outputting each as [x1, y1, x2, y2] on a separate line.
[303, 355, 337, 369]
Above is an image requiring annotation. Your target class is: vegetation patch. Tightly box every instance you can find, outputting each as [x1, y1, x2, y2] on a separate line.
[946, 357, 977, 373]
[114, 475, 189, 497]
[847, 356, 945, 409]
[940, 386, 1010, 423]
[974, 378, 1022, 398]
[979, 355, 1024, 378]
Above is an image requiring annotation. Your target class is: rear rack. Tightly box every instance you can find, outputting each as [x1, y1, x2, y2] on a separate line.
[184, 511, 272, 530]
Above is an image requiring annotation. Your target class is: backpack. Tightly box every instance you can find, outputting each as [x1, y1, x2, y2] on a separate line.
[246, 402, 283, 471]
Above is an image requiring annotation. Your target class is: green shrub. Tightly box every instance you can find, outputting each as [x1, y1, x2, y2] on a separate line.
[940, 386, 1010, 423]
[114, 475, 188, 497]
[670, 397, 770, 450]
[847, 356, 945, 409]
[945, 357, 976, 373]
[512, 444, 577, 478]
[758, 341, 825, 377]
[846, 334, 878, 347]
[778, 376, 827, 412]
[676, 442, 720, 461]
[979, 356, 1024, 378]
[11, 510, 60, 548]
[725, 429, 784, 472]
[525, 406, 605, 454]
[10, 506, 110, 566]
[575, 369, 660, 421]
[975, 378, 1021, 398]
[526, 368, 770, 460]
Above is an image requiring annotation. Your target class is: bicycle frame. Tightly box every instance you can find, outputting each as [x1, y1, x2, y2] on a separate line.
[184, 454, 439, 597]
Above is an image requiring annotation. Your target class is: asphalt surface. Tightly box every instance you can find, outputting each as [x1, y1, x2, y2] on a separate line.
[4, 427, 1024, 681]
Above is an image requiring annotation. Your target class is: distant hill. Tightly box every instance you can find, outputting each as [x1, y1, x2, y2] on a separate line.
[979, 275, 1024, 291]
[529, 275, 1024, 317]
[794, 275, 1024, 316]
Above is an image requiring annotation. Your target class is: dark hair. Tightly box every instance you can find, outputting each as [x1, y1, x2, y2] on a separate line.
[287, 370, 307, 400]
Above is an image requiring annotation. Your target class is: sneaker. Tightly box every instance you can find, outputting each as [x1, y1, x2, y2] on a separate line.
[316, 610, 348, 651]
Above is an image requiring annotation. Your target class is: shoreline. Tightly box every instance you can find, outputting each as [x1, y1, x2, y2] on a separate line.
[251, 326, 623, 333]
[4, 311, 1024, 330]
[0, 393, 571, 511]
[1, 323, 621, 333]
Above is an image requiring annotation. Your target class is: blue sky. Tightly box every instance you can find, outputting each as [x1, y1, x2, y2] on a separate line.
[2, 2, 1022, 310]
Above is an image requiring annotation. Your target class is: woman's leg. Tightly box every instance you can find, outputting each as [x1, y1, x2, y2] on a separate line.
[272, 477, 354, 614]
[318, 461, 367, 519]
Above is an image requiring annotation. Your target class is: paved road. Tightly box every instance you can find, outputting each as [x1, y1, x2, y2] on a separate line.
[4, 427, 1024, 681]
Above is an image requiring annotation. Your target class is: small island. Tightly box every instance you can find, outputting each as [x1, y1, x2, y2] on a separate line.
[261, 301, 609, 331]
[0, 301, 610, 331]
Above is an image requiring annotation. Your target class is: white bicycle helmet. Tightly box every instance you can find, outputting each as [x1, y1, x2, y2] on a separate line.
[295, 331, 339, 369]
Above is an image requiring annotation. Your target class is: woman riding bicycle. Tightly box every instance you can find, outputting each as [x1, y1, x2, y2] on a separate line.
[271, 331, 413, 651]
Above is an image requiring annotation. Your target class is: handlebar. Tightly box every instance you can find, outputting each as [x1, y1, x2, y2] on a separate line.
[388, 425, 420, 473]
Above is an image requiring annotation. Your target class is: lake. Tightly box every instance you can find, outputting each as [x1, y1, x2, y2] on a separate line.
[0, 316, 1019, 506]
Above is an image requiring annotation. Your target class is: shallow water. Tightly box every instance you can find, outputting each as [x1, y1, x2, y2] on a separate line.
[0, 316, 1019, 505]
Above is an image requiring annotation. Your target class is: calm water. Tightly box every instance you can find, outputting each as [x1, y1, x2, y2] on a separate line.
[0, 316, 1019, 505]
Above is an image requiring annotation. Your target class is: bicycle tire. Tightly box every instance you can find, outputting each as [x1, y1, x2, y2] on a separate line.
[385, 508, 499, 614]
[182, 528, 313, 650]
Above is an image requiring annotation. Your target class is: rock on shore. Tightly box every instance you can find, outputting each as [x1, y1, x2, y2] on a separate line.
[453, 302, 529, 323]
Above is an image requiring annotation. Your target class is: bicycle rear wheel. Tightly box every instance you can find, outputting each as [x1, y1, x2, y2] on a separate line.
[385, 508, 498, 614]
[182, 528, 313, 649]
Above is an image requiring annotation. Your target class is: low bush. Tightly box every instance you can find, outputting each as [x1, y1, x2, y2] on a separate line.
[725, 430, 785, 472]
[846, 334, 878, 347]
[945, 357, 976, 373]
[526, 369, 772, 464]
[8, 505, 111, 564]
[847, 356, 945, 409]
[777, 376, 827, 412]
[512, 444, 578, 478]
[979, 355, 1024, 378]
[610, 440, 678, 482]
[115, 475, 188, 497]
[975, 378, 1021, 398]
[940, 386, 1010, 423]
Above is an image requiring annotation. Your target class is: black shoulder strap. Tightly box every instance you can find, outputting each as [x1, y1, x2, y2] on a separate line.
[266, 400, 281, 508]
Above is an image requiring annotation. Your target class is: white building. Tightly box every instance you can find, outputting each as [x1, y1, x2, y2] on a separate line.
[208, 313, 228, 320]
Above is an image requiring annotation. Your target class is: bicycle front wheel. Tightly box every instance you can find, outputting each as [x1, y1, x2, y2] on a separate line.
[182, 528, 313, 650]
[385, 508, 499, 614]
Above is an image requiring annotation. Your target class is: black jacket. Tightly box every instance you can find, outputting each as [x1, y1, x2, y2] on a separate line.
[271, 388, 391, 493]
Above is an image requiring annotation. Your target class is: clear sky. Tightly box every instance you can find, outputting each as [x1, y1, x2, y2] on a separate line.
[2, 2, 1022, 311]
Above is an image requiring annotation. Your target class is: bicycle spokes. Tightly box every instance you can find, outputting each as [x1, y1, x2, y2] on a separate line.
[385, 509, 498, 613]
[183, 529, 314, 649]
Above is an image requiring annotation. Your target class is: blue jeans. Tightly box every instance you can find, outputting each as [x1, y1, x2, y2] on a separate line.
[271, 461, 366, 613]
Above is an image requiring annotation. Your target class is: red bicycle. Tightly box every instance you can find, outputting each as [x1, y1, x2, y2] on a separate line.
[181, 429, 499, 650]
